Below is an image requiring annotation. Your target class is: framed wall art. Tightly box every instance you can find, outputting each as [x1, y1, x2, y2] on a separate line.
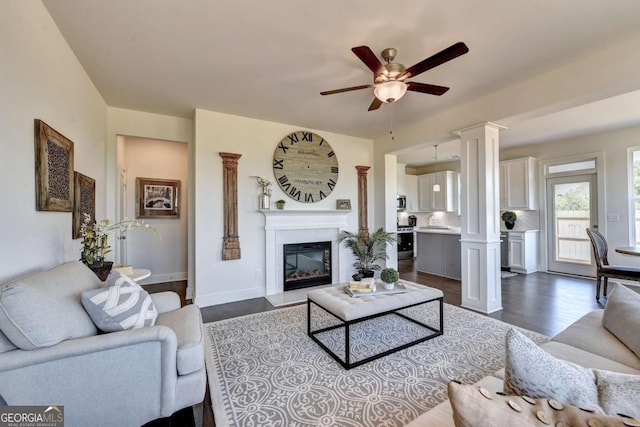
[136, 177, 180, 218]
[336, 199, 351, 210]
[72, 172, 96, 239]
[34, 119, 74, 211]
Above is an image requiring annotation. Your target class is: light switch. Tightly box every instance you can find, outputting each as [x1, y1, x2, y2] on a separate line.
[607, 214, 619, 222]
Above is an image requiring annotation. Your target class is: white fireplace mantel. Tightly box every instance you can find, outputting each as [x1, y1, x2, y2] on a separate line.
[260, 209, 351, 295]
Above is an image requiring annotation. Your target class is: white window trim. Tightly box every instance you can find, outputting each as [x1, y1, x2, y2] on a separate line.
[627, 146, 640, 245]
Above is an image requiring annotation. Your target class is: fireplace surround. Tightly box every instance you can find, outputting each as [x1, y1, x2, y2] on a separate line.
[261, 210, 351, 295]
[283, 241, 332, 291]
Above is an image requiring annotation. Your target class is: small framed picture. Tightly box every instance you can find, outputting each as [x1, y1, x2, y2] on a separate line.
[72, 172, 95, 239]
[336, 199, 351, 210]
[136, 177, 180, 218]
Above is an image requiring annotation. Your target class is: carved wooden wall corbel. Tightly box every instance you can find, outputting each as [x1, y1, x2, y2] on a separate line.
[219, 152, 242, 260]
[356, 165, 370, 240]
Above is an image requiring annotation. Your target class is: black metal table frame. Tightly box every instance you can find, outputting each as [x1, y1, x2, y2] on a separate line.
[307, 296, 444, 369]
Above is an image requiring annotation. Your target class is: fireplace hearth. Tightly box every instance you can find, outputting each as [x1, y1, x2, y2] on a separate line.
[283, 241, 332, 291]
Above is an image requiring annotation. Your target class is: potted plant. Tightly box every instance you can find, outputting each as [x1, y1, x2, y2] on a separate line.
[501, 210, 517, 229]
[380, 267, 399, 290]
[80, 213, 157, 281]
[276, 199, 286, 210]
[338, 227, 397, 278]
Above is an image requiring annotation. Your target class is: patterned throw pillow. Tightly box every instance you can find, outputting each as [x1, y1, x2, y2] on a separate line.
[81, 272, 157, 332]
[504, 328, 603, 412]
[448, 381, 639, 427]
[595, 369, 640, 419]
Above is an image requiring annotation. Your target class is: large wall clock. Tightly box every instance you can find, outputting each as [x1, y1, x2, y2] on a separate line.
[273, 130, 339, 203]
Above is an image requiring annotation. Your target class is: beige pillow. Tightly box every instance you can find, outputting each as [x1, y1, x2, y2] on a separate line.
[448, 381, 639, 427]
[602, 284, 640, 359]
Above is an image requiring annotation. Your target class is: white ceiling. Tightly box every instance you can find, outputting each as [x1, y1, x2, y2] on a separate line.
[43, 0, 640, 166]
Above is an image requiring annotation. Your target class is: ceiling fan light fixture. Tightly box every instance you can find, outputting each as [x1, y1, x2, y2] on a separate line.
[374, 80, 407, 103]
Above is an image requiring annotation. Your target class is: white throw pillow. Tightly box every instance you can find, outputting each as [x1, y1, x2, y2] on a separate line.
[81, 272, 157, 332]
[602, 284, 640, 359]
[504, 328, 603, 412]
[594, 369, 640, 419]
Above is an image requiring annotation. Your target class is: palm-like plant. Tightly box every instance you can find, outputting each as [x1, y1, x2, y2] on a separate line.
[338, 227, 397, 276]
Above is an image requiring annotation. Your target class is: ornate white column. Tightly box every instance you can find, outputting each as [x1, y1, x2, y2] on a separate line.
[456, 122, 506, 313]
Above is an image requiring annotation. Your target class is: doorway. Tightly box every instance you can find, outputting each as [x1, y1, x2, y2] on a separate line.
[546, 173, 597, 276]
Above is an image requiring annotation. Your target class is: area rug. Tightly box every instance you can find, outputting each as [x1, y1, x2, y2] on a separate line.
[204, 303, 547, 427]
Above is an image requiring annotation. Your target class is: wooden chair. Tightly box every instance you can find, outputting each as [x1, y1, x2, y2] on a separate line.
[586, 228, 640, 300]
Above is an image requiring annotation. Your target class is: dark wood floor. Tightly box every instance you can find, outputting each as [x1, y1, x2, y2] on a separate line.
[152, 260, 611, 426]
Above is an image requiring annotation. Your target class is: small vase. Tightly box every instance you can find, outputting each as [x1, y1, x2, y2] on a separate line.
[505, 221, 515, 230]
[259, 194, 270, 210]
[276, 200, 285, 210]
[383, 282, 395, 290]
[87, 261, 114, 281]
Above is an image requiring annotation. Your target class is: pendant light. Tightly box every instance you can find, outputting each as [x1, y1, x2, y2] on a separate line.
[433, 144, 441, 192]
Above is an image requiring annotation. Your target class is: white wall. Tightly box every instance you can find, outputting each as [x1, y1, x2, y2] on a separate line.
[0, 2, 107, 281]
[194, 109, 373, 306]
[122, 137, 188, 284]
[501, 124, 640, 269]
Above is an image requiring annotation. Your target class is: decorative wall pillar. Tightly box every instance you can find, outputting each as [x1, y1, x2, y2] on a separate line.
[219, 152, 242, 260]
[456, 122, 505, 313]
[356, 166, 370, 240]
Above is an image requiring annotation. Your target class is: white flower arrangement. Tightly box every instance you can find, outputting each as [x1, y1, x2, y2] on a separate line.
[80, 213, 158, 266]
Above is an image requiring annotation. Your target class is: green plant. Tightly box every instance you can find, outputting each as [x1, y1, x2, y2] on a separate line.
[252, 176, 272, 196]
[80, 213, 158, 267]
[338, 227, 397, 275]
[380, 268, 399, 284]
[501, 211, 517, 223]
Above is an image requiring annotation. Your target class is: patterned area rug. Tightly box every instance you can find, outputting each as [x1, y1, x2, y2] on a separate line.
[204, 303, 547, 427]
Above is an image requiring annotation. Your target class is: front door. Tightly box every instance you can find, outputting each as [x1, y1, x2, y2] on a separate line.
[546, 173, 597, 276]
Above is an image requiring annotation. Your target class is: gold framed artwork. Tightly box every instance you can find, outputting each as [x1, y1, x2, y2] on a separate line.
[72, 172, 96, 239]
[34, 119, 74, 211]
[136, 177, 180, 218]
[336, 199, 351, 210]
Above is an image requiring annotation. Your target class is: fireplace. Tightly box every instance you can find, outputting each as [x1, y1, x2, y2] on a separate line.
[283, 241, 332, 291]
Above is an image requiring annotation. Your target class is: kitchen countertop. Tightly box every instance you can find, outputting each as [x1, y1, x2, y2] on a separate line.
[415, 227, 461, 235]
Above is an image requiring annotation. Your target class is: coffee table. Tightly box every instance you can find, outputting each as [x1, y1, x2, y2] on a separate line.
[307, 280, 444, 369]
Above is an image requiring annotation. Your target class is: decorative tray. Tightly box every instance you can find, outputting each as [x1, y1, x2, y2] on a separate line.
[344, 281, 410, 298]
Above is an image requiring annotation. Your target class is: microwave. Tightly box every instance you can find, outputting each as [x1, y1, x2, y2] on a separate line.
[397, 195, 406, 211]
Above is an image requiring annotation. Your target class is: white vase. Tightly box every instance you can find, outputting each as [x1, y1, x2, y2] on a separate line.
[259, 194, 270, 210]
[383, 282, 395, 290]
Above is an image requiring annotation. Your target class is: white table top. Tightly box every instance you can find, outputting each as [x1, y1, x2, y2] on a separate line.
[127, 268, 151, 282]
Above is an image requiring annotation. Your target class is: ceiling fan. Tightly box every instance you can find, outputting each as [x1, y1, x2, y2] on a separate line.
[320, 42, 469, 111]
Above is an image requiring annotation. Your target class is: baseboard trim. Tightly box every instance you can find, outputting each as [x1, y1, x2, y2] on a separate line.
[196, 287, 264, 307]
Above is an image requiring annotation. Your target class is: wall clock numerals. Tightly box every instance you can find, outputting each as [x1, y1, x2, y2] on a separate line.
[273, 131, 339, 203]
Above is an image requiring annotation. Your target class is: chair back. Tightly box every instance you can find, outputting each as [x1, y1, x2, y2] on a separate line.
[586, 228, 609, 269]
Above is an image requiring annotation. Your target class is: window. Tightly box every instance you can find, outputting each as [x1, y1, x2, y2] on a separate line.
[632, 150, 640, 244]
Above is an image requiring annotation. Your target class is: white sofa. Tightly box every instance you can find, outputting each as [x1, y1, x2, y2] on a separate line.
[0, 261, 206, 427]
[408, 302, 640, 426]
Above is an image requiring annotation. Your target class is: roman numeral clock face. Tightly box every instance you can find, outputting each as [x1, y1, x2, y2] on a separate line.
[273, 131, 339, 203]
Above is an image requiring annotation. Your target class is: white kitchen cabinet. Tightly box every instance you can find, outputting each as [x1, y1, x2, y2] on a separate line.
[500, 157, 537, 210]
[405, 174, 418, 212]
[508, 230, 538, 274]
[397, 163, 406, 195]
[418, 171, 456, 212]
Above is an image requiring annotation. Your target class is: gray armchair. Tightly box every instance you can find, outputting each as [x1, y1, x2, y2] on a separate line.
[0, 262, 205, 427]
[586, 228, 640, 300]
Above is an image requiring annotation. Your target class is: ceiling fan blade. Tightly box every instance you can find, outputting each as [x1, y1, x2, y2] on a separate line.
[368, 98, 383, 111]
[401, 42, 469, 79]
[407, 82, 450, 96]
[352, 46, 384, 74]
[320, 84, 372, 96]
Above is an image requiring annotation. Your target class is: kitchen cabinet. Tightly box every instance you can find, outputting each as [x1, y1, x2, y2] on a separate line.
[416, 230, 461, 279]
[500, 157, 537, 210]
[418, 171, 456, 212]
[405, 174, 418, 211]
[508, 230, 538, 274]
